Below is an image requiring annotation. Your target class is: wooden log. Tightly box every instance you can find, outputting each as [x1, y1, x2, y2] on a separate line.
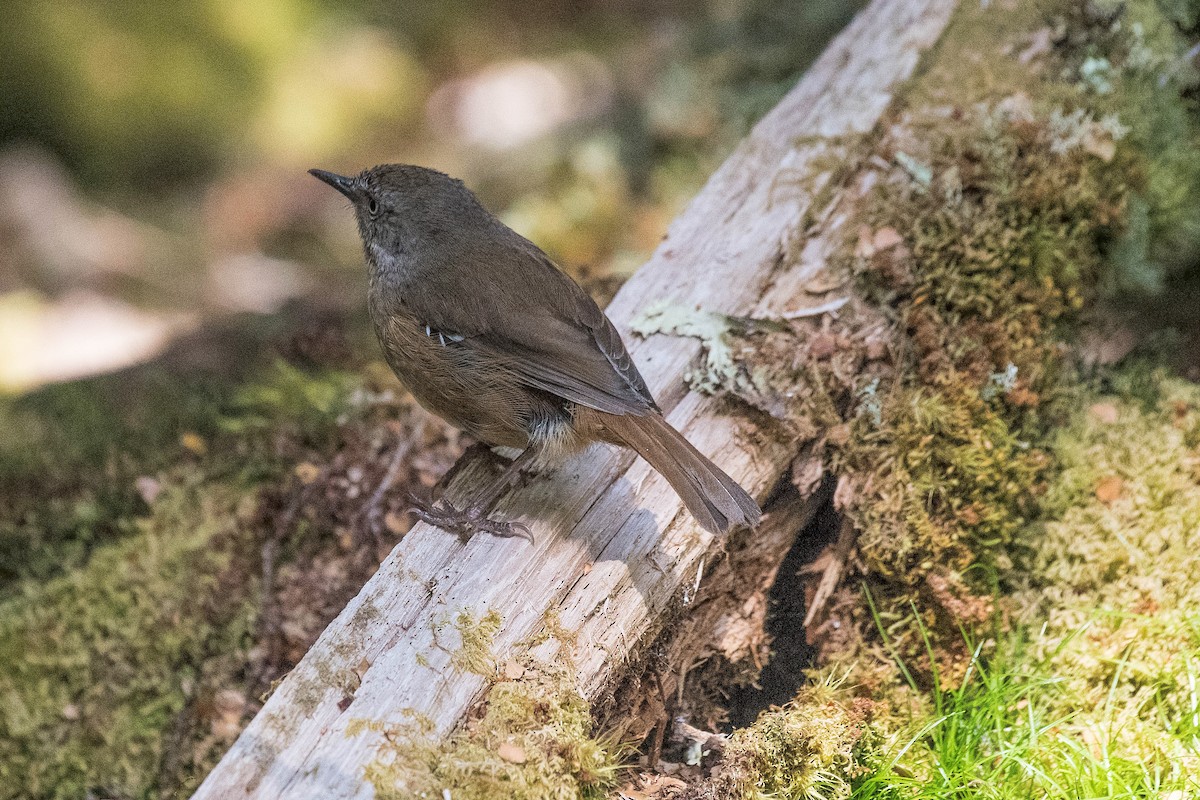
[193, 1, 958, 796]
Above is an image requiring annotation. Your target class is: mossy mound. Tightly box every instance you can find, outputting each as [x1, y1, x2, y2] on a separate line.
[0, 475, 257, 800]
[689, 369, 1200, 800]
[0, 353, 382, 798]
[1009, 372, 1200, 778]
[823, 0, 1200, 663]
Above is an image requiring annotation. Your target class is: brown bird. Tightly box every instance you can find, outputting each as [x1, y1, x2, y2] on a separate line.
[310, 164, 760, 540]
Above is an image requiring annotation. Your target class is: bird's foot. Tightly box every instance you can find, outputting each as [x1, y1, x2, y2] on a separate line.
[407, 496, 533, 544]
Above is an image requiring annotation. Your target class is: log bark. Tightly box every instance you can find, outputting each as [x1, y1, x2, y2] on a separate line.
[193, 1, 958, 796]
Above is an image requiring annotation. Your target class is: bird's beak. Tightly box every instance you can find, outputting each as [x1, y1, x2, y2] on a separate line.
[308, 168, 357, 200]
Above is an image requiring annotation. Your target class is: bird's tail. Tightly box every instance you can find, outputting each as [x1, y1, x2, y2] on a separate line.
[598, 412, 760, 534]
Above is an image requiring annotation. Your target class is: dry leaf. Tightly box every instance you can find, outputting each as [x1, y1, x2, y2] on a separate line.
[294, 461, 321, 484]
[792, 454, 825, 497]
[497, 742, 527, 764]
[134, 476, 161, 505]
[872, 227, 904, 251]
[854, 225, 876, 258]
[1089, 402, 1119, 424]
[808, 332, 838, 359]
[503, 660, 525, 680]
[1084, 133, 1116, 162]
[1095, 475, 1124, 505]
[180, 431, 207, 456]
[1018, 28, 1053, 63]
[802, 273, 847, 294]
[383, 511, 409, 535]
[833, 475, 858, 510]
[210, 689, 247, 739]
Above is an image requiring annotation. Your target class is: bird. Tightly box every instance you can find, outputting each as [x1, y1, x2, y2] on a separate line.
[310, 164, 760, 541]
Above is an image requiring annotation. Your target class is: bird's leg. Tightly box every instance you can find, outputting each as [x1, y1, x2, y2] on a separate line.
[408, 447, 537, 543]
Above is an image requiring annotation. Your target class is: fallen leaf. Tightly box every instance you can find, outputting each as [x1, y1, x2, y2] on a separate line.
[854, 225, 876, 258]
[1079, 326, 1137, 367]
[864, 333, 889, 361]
[826, 423, 851, 447]
[294, 461, 321, 484]
[134, 476, 161, 505]
[1017, 28, 1053, 63]
[833, 475, 858, 511]
[1083, 133, 1116, 162]
[503, 660, 525, 680]
[802, 273, 847, 294]
[180, 431, 207, 456]
[383, 511, 409, 535]
[497, 742, 527, 764]
[872, 227, 904, 251]
[210, 689, 247, 739]
[1089, 402, 1119, 424]
[808, 332, 838, 360]
[792, 454, 825, 497]
[1095, 475, 1124, 505]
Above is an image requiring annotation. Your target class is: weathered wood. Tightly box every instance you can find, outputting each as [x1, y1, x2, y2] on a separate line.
[193, 1, 958, 796]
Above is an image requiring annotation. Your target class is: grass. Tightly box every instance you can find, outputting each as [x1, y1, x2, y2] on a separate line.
[848, 374, 1200, 800]
[857, 626, 1200, 800]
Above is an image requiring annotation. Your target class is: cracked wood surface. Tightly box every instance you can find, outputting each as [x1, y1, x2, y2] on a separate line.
[192, 1, 958, 796]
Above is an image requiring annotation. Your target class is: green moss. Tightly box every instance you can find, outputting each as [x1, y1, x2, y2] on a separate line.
[362, 659, 621, 800]
[1066, 0, 1200, 293]
[680, 674, 907, 800]
[450, 609, 504, 676]
[0, 474, 257, 800]
[0, 357, 359, 594]
[842, 371, 1200, 798]
[814, 0, 1200, 662]
[839, 384, 1046, 587]
[1008, 374, 1200, 774]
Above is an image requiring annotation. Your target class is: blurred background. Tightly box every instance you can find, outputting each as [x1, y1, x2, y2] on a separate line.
[0, 0, 863, 393]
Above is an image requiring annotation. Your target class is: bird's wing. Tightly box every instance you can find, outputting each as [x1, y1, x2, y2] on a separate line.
[475, 303, 657, 416]
[416, 246, 657, 416]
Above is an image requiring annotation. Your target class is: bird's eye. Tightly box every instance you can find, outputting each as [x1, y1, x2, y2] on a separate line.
[367, 196, 380, 216]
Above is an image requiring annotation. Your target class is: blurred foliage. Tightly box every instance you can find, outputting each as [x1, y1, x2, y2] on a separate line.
[0, 473, 259, 800]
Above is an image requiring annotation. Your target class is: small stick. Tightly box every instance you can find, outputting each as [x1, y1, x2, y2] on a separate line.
[804, 516, 856, 627]
[780, 296, 849, 319]
[358, 416, 426, 539]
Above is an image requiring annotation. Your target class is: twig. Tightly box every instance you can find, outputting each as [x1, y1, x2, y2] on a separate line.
[803, 516, 856, 627]
[357, 416, 426, 541]
[780, 296, 849, 319]
[648, 671, 668, 769]
[253, 485, 310, 689]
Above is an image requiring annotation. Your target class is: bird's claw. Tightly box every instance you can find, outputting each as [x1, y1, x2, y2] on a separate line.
[407, 496, 534, 544]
